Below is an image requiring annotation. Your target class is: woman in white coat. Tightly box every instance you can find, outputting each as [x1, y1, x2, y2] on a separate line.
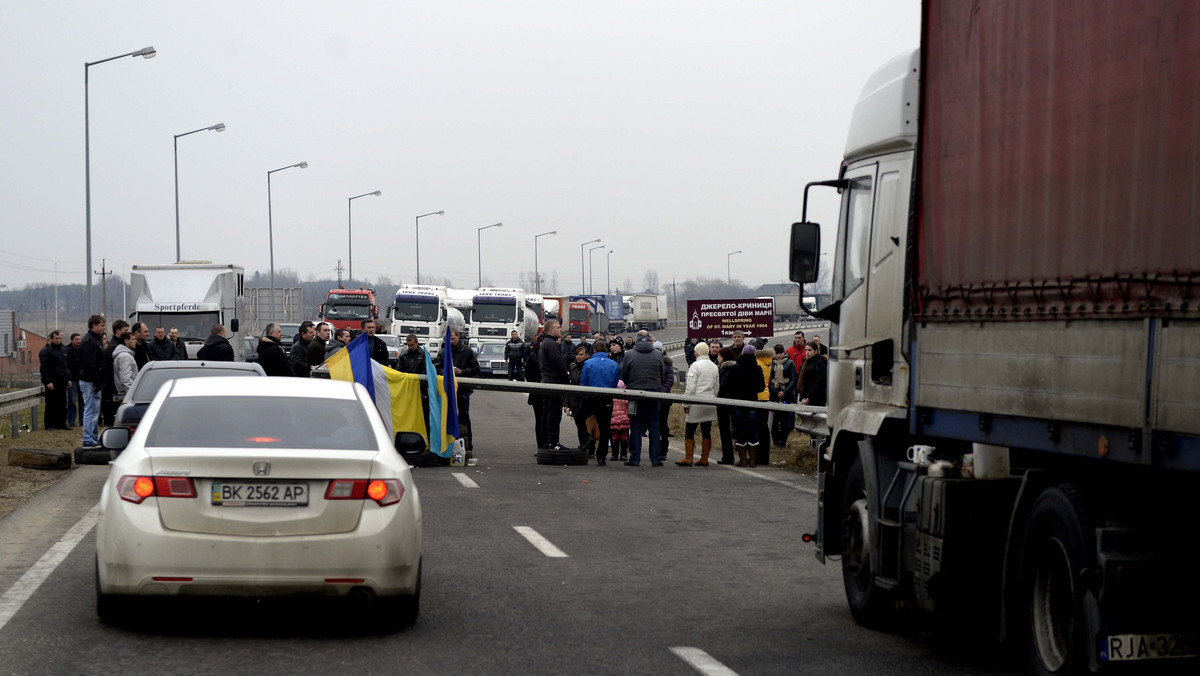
[678, 341, 720, 466]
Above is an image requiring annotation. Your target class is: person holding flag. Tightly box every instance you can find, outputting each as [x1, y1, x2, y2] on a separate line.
[437, 327, 479, 458]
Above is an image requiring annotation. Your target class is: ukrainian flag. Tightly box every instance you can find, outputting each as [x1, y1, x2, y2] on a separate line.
[326, 333, 454, 453]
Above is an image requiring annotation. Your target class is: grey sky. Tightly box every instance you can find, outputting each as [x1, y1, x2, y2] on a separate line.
[0, 0, 919, 294]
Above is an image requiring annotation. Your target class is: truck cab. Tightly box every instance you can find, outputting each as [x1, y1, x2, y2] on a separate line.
[130, 262, 246, 360]
[319, 288, 378, 333]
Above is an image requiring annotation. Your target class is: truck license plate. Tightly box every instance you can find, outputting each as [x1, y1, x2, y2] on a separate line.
[1101, 634, 1195, 661]
[211, 481, 308, 507]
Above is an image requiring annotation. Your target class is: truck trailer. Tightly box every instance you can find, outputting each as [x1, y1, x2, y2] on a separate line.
[790, 2, 1200, 672]
[129, 262, 245, 360]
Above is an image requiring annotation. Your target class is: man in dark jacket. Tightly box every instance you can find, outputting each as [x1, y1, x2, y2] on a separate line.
[396, 333, 426, 374]
[131, 322, 151, 369]
[148, 327, 180, 361]
[307, 322, 330, 367]
[538, 320, 570, 451]
[505, 330, 525, 381]
[684, 337, 698, 366]
[39, 330, 72, 429]
[102, 320, 130, 426]
[197, 324, 235, 361]
[65, 332, 82, 428]
[619, 331, 665, 466]
[167, 327, 188, 359]
[325, 329, 350, 361]
[257, 323, 294, 377]
[289, 321, 315, 378]
[362, 319, 389, 366]
[78, 315, 107, 447]
[438, 327, 480, 454]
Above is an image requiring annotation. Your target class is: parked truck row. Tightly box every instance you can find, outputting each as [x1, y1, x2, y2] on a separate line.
[790, 2, 1200, 672]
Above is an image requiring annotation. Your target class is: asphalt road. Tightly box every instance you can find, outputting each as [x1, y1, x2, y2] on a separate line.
[0, 355, 1014, 675]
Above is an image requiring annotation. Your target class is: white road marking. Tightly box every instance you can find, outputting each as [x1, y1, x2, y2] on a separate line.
[670, 646, 739, 675]
[451, 472, 479, 488]
[513, 526, 569, 558]
[721, 465, 818, 494]
[0, 504, 99, 632]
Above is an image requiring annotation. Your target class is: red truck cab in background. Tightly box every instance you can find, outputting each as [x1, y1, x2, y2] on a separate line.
[319, 288, 378, 332]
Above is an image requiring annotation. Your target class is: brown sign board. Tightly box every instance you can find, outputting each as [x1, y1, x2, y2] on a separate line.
[686, 299, 774, 341]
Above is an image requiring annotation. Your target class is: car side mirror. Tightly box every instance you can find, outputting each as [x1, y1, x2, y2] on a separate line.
[229, 318, 239, 333]
[100, 427, 131, 452]
[789, 222, 821, 284]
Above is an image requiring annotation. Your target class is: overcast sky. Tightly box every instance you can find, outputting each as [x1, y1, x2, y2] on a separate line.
[0, 0, 919, 295]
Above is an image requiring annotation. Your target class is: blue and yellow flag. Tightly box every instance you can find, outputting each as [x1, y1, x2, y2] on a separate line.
[423, 333, 459, 457]
[326, 333, 430, 446]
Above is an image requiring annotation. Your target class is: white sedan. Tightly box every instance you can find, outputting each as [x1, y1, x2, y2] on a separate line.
[95, 377, 422, 627]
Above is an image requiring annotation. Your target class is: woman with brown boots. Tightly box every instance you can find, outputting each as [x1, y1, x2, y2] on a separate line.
[677, 341, 719, 466]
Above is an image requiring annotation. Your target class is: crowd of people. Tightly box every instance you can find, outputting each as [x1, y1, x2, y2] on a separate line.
[514, 325, 829, 467]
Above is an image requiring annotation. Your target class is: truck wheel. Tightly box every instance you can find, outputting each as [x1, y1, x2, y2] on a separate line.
[1020, 485, 1090, 675]
[841, 455, 894, 628]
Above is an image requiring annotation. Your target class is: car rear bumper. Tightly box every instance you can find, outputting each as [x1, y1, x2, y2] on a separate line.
[97, 495, 421, 597]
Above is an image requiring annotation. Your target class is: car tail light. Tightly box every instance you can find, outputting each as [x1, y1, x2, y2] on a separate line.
[117, 475, 196, 503]
[325, 479, 404, 506]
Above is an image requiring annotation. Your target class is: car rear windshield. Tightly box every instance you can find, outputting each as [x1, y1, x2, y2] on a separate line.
[131, 368, 260, 402]
[144, 396, 379, 450]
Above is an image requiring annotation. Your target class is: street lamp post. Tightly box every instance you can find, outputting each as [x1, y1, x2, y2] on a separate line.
[267, 161, 308, 322]
[579, 238, 600, 295]
[174, 122, 225, 262]
[414, 211, 445, 285]
[727, 250, 742, 289]
[607, 249, 613, 294]
[534, 230, 556, 294]
[85, 45, 156, 314]
[347, 190, 382, 284]
[587, 244, 605, 295]
[476, 223, 503, 287]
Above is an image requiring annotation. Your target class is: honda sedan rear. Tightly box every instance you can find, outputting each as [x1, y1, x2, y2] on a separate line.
[95, 377, 422, 627]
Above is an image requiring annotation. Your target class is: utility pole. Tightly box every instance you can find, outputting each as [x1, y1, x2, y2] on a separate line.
[672, 277, 678, 323]
[95, 258, 111, 318]
[335, 259, 344, 287]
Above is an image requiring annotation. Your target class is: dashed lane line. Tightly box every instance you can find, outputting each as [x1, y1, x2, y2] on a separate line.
[451, 472, 479, 488]
[670, 647, 739, 675]
[721, 465, 818, 494]
[513, 526, 569, 558]
[0, 503, 99, 633]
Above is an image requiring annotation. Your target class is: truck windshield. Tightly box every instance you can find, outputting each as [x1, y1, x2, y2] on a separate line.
[325, 303, 371, 320]
[392, 301, 439, 322]
[474, 301, 515, 324]
[137, 312, 221, 342]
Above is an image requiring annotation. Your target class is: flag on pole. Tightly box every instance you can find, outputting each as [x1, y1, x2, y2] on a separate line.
[326, 332, 428, 445]
[422, 334, 459, 457]
[442, 326, 460, 439]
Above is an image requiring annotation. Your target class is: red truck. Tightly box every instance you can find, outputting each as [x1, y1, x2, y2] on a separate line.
[319, 288, 379, 332]
[790, 2, 1200, 672]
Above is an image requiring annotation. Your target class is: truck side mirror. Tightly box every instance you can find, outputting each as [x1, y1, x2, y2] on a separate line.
[229, 318, 239, 333]
[318, 304, 326, 318]
[789, 222, 821, 284]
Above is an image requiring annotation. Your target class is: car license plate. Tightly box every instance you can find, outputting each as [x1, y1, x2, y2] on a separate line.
[1101, 634, 1195, 661]
[211, 481, 309, 507]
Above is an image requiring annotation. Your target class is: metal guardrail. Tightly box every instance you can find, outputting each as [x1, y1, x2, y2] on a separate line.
[0, 386, 44, 438]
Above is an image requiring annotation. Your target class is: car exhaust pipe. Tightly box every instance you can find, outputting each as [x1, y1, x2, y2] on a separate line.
[348, 586, 377, 606]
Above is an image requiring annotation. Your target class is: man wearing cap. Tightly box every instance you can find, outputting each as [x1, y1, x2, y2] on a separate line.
[619, 330, 665, 466]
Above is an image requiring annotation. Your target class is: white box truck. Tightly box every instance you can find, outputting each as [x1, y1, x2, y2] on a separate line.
[129, 262, 245, 360]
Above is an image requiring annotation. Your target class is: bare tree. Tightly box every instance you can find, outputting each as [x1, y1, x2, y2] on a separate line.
[642, 270, 659, 294]
[376, 275, 395, 290]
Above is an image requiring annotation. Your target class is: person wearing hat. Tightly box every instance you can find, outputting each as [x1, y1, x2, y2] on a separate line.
[754, 338, 775, 465]
[678, 341, 718, 466]
[619, 331, 666, 466]
[727, 343, 765, 467]
[653, 340, 675, 458]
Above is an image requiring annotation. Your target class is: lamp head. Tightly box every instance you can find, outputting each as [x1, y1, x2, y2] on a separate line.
[137, 46, 156, 59]
[212, 123, 226, 133]
[437, 211, 445, 216]
[372, 190, 382, 196]
[297, 161, 308, 169]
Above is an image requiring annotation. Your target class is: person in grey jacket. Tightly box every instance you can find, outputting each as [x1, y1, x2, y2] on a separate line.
[112, 332, 139, 403]
[325, 329, 351, 360]
[619, 331, 665, 466]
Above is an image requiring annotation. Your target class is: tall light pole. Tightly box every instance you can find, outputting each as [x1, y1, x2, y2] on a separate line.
[580, 238, 600, 295]
[85, 45, 156, 314]
[727, 250, 742, 289]
[347, 190, 382, 284]
[174, 122, 225, 262]
[607, 249, 614, 294]
[587, 244, 605, 295]
[267, 161, 308, 322]
[534, 230, 556, 294]
[414, 210, 444, 285]
[476, 222, 503, 287]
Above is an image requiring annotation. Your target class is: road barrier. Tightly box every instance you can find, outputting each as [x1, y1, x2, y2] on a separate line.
[0, 386, 44, 439]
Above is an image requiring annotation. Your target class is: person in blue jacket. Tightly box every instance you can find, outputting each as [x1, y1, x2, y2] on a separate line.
[580, 343, 620, 465]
